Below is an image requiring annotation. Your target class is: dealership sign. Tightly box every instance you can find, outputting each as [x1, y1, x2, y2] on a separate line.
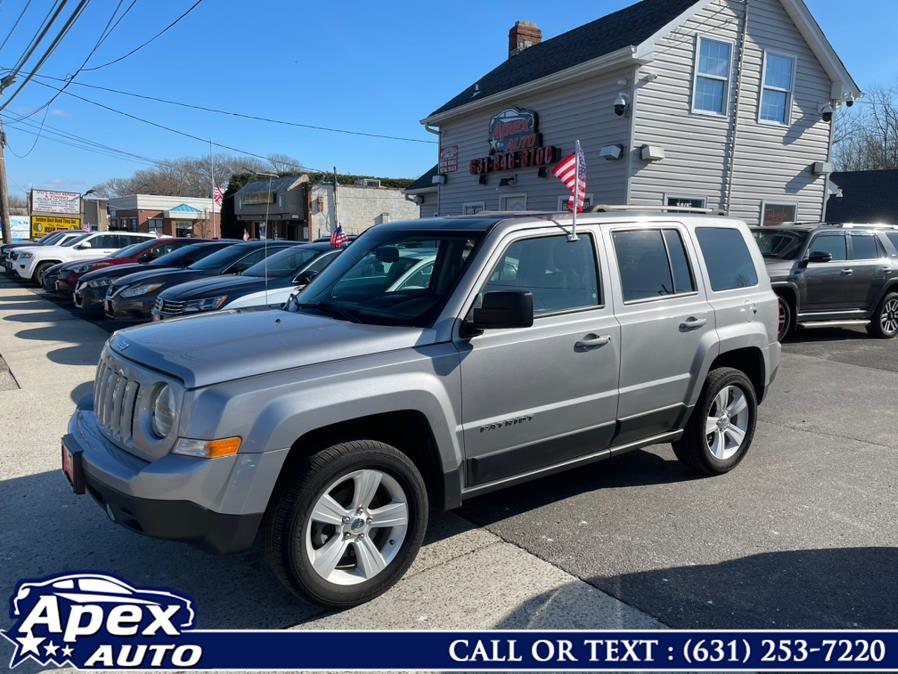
[30, 215, 81, 238]
[31, 189, 81, 216]
[470, 107, 559, 175]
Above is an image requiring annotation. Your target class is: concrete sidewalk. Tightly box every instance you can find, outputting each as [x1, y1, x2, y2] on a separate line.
[0, 276, 663, 658]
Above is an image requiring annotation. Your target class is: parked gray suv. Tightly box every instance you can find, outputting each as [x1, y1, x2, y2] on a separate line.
[63, 213, 780, 608]
[752, 223, 898, 340]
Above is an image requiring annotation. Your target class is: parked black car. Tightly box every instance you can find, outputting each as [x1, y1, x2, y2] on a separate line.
[74, 241, 237, 312]
[152, 242, 344, 319]
[752, 223, 898, 340]
[105, 240, 295, 321]
[39, 261, 68, 292]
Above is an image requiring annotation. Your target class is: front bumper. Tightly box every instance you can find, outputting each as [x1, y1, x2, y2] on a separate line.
[74, 284, 108, 310]
[65, 405, 279, 553]
[105, 294, 156, 321]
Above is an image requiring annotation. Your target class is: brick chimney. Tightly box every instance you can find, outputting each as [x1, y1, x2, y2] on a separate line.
[508, 21, 541, 58]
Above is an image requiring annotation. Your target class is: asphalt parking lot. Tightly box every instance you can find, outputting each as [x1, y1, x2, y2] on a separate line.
[1, 276, 896, 663]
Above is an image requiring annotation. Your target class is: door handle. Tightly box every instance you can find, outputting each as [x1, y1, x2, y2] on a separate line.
[840, 268, 854, 275]
[679, 316, 707, 330]
[575, 334, 611, 350]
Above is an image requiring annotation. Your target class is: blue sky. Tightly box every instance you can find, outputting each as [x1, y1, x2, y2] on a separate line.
[0, 0, 895, 196]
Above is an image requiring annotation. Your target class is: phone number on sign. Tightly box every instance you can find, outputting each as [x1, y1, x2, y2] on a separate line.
[680, 638, 886, 665]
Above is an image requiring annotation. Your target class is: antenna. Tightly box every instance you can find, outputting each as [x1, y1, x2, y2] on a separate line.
[244, 168, 279, 306]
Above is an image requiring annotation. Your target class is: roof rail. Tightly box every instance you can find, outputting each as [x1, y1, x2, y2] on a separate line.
[588, 204, 727, 215]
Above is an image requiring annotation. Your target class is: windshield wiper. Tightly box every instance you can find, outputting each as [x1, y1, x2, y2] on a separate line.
[296, 302, 362, 323]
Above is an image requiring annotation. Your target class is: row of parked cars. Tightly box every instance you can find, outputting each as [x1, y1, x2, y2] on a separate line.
[0, 231, 354, 322]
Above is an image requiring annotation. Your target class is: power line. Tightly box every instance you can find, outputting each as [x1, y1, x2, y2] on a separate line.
[0, 0, 90, 112]
[0, 0, 34, 52]
[2, 0, 67, 82]
[27, 71, 437, 145]
[82, 0, 202, 72]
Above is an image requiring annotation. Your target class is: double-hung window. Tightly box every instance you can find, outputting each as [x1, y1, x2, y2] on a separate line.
[692, 36, 732, 115]
[759, 51, 795, 124]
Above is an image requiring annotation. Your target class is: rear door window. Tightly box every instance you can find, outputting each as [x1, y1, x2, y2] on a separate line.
[695, 227, 759, 291]
[849, 232, 884, 259]
[612, 228, 697, 301]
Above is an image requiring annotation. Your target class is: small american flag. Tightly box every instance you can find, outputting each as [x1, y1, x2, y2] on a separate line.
[331, 223, 349, 248]
[213, 185, 224, 206]
[242, 228, 250, 241]
[553, 141, 587, 212]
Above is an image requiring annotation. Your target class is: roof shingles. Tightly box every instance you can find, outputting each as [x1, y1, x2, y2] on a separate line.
[428, 0, 701, 118]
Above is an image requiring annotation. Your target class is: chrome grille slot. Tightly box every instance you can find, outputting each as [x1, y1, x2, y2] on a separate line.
[121, 380, 140, 442]
[95, 353, 140, 444]
[155, 297, 186, 316]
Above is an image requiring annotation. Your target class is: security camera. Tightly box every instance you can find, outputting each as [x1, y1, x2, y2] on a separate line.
[613, 93, 629, 117]
[846, 98, 854, 108]
[819, 103, 833, 123]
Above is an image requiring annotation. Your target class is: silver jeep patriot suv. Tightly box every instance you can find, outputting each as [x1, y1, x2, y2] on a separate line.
[64, 212, 780, 608]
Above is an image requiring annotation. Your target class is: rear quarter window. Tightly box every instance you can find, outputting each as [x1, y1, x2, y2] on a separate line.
[695, 227, 759, 291]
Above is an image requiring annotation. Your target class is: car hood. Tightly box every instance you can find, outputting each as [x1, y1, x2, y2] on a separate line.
[81, 263, 172, 282]
[110, 310, 432, 388]
[761, 258, 796, 280]
[112, 268, 214, 289]
[158, 274, 291, 301]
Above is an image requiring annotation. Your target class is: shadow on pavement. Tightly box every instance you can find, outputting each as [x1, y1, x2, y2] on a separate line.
[785, 326, 869, 343]
[459, 449, 698, 527]
[497, 547, 898, 629]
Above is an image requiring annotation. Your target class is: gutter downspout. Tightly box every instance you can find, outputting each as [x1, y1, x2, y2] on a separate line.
[821, 107, 836, 222]
[425, 124, 441, 214]
[723, 0, 749, 217]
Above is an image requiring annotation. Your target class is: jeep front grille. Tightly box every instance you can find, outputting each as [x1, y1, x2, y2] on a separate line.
[154, 297, 185, 316]
[94, 358, 140, 444]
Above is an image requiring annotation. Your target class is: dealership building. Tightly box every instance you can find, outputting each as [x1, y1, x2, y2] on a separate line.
[107, 194, 221, 238]
[416, 0, 859, 225]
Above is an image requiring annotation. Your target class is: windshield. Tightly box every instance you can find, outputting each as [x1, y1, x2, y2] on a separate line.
[110, 240, 155, 259]
[752, 229, 808, 260]
[189, 244, 253, 270]
[39, 232, 64, 245]
[243, 246, 322, 278]
[61, 233, 89, 247]
[296, 231, 482, 327]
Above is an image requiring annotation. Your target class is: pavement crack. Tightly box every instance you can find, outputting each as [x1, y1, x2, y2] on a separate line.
[758, 417, 894, 450]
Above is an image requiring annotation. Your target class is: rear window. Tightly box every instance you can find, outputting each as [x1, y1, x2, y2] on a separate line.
[695, 227, 758, 291]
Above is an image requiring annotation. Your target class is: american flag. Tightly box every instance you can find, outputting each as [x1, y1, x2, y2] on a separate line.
[331, 223, 349, 248]
[552, 141, 587, 212]
[213, 185, 224, 206]
[242, 228, 250, 241]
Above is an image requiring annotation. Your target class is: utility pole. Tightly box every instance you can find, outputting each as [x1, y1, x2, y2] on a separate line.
[332, 166, 339, 234]
[0, 120, 12, 244]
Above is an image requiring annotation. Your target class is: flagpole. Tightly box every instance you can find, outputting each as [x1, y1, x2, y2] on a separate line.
[209, 139, 215, 239]
[570, 140, 580, 241]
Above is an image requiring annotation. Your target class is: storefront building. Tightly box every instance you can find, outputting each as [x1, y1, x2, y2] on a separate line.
[107, 194, 220, 238]
[419, 0, 860, 225]
[235, 175, 419, 240]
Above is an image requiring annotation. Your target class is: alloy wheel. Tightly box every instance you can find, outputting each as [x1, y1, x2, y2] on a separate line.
[304, 469, 409, 586]
[881, 298, 898, 335]
[705, 385, 750, 460]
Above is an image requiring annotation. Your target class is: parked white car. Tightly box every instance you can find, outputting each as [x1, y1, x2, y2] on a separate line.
[13, 232, 154, 283]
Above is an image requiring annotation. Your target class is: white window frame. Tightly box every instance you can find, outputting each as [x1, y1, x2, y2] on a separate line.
[758, 49, 797, 126]
[691, 35, 734, 117]
[759, 200, 799, 226]
[663, 193, 708, 210]
[498, 194, 527, 211]
[557, 193, 593, 212]
[462, 201, 485, 215]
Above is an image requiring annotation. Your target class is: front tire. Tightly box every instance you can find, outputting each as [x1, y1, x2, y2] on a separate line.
[776, 294, 794, 341]
[32, 262, 54, 285]
[263, 440, 428, 609]
[673, 367, 757, 475]
[867, 292, 898, 339]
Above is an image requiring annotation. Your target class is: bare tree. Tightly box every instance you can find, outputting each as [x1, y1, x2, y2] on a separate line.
[89, 153, 303, 198]
[834, 85, 898, 171]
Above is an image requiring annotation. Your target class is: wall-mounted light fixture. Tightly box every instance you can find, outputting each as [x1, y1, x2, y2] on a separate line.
[432, 174, 447, 185]
[599, 144, 624, 160]
[640, 145, 665, 162]
[498, 175, 518, 187]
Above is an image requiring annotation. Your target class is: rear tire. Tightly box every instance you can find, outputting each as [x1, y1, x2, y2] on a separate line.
[263, 440, 428, 609]
[673, 367, 757, 475]
[867, 292, 898, 339]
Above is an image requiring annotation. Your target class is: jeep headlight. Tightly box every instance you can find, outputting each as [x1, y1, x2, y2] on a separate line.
[183, 295, 228, 313]
[121, 282, 162, 298]
[150, 384, 176, 438]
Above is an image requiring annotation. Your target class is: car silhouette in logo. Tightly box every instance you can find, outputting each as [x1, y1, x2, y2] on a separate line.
[488, 107, 539, 153]
[11, 573, 195, 628]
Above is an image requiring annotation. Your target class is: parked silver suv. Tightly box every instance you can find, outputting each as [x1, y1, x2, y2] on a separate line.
[63, 212, 780, 608]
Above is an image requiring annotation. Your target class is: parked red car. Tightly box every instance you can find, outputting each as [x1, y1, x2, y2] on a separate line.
[54, 237, 214, 294]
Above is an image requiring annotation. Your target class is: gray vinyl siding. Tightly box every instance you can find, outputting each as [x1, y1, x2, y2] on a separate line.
[419, 191, 438, 218]
[629, 0, 832, 224]
[436, 67, 634, 214]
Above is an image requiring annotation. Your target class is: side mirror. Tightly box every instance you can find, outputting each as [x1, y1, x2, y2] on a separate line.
[471, 291, 533, 331]
[294, 269, 319, 286]
[77, 241, 92, 249]
[805, 250, 833, 265]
